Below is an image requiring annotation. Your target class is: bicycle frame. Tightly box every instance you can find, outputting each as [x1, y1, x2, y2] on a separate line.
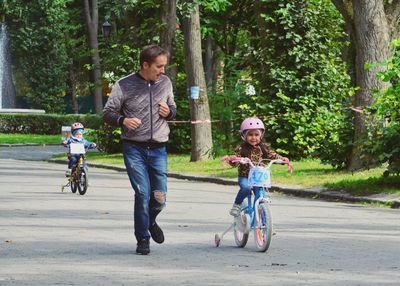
[243, 186, 269, 232]
[61, 143, 92, 195]
[70, 155, 84, 180]
[215, 157, 290, 249]
[243, 158, 278, 230]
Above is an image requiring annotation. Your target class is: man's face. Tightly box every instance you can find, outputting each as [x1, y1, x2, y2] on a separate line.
[142, 55, 167, 82]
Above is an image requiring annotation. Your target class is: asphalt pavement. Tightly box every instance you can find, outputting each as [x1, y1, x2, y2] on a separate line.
[1, 158, 399, 285]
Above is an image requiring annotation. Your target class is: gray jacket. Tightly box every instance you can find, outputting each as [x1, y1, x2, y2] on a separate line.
[103, 73, 176, 143]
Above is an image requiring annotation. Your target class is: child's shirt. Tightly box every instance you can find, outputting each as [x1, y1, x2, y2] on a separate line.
[234, 142, 283, 178]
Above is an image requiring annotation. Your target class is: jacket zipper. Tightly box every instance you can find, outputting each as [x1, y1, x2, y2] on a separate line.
[148, 82, 153, 141]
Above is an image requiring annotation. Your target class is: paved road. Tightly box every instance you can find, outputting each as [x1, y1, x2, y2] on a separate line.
[0, 158, 399, 285]
[0, 145, 65, 161]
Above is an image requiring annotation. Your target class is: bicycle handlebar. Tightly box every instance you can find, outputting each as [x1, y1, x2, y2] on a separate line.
[222, 155, 293, 173]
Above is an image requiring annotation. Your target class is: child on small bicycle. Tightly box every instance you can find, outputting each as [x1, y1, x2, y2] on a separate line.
[62, 122, 96, 177]
[222, 117, 293, 217]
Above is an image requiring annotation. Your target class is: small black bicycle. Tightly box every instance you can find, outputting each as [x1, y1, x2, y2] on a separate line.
[61, 143, 94, 195]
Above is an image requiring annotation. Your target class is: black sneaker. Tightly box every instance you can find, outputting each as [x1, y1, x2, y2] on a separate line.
[149, 222, 164, 244]
[136, 238, 150, 255]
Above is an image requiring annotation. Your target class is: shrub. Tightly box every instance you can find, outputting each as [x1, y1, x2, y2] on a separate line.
[0, 113, 102, 135]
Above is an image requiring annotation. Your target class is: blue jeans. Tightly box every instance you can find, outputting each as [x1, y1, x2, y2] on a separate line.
[123, 142, 168, 241]
[68, 154, 87, 170]
[234, 176, 262, 205]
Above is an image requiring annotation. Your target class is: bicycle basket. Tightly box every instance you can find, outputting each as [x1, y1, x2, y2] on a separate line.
[248, 166, 271, 188]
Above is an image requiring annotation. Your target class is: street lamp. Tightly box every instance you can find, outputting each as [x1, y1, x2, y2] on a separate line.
[102, 21, 112, 38]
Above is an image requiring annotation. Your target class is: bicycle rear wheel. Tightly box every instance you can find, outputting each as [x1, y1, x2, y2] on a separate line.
[254, 203, 272, 252]
[77, 169, 88, 195]
[233, 213, 250, 248]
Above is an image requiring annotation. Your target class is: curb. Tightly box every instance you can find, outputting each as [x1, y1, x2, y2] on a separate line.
[48, 159, 400, 209]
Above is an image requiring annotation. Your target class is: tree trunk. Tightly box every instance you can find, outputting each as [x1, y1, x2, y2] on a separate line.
[160, 0, 177, 83]
[347, 0, 392, 171]
[84, 0, 103, 114]
[204, 35, 215, 91]
[69, 67, 79, 114]
[182, 3, 213, 161]
[332, 0, 399, 171]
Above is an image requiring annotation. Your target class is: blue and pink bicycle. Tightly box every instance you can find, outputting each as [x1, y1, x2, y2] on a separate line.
[215, 157, 292, 252]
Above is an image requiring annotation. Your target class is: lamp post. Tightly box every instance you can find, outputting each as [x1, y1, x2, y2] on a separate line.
[102, 21, 112, 38]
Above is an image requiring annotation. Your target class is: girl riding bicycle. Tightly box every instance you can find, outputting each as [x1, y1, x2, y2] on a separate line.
[62, 122, 96, 177]
[223, 117, 293, 217]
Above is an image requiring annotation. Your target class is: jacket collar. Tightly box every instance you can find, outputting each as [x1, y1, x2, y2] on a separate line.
[136, 72, 155, 85]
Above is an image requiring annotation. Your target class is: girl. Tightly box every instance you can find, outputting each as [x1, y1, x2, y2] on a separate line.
[224, 117, 292, 216]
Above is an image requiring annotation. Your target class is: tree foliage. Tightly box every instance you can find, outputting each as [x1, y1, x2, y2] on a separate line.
[4, 0, 70, 113]
[184, 0, 355, 165]
[4, 0, 395, 168]
[366, 39, 400, 173]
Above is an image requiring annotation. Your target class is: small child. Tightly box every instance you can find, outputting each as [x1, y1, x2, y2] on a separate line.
[225, 117, 292, 217]
[62, 122, 96, 176]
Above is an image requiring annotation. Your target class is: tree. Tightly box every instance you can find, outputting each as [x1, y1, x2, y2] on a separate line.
[3, 0, 69, 113]
[247, 0, 352, 161]
[160, 0, 177, 81]
[331, 0, 400, 170]
[182, 2, 213, 161]
[84, 0, 103, 114]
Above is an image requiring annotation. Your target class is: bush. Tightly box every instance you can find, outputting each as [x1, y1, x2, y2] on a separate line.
[94, 120, 239, 155]
[0, 113, 102, 134]
[95, 124, 122, 153]
[366, 39, 400, 174]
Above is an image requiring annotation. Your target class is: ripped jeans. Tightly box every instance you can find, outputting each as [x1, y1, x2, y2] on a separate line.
[123, 142, 168, 241]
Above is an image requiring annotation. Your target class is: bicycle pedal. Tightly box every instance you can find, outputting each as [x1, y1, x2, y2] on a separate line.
[262, 197, 272, 204]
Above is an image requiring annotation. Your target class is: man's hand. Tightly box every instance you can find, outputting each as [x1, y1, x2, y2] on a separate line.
[123, 117, 142, 129]
[159, 101, 170, 118]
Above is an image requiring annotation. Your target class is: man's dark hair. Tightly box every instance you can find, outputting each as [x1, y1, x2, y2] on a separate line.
[140, 45, 168, 68]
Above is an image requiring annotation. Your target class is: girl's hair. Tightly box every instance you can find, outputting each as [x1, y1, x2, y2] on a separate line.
[240, 141, 270, 158]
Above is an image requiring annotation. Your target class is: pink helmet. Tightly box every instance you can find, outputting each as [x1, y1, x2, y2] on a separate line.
[71, 122, 84, 133]
[240, 117, 265, 139]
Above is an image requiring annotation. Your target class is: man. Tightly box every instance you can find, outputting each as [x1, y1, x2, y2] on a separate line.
[103, 45, 176, 255]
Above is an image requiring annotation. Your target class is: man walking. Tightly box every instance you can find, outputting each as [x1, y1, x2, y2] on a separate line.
[103, 45, 176, 255]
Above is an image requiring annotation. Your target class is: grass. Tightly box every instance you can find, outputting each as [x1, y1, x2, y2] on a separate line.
[4, 134, 400, 197]
[0, 133, 96, 144]
[66, 152, 400, 197]
[0, 134, 62, 144]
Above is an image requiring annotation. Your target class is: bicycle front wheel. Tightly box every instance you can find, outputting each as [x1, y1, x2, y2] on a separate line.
[254, 203, 272, 252]
[77, 169, 88, 195]
[70, 172, 77, 194]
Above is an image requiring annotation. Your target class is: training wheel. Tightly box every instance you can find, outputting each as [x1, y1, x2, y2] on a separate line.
[215, 234, 221, 247]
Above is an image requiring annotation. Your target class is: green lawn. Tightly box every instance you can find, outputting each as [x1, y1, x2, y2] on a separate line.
[77, 152, 400, 196]
[0, 134, 62, 144]
[0, 133, 96, 144]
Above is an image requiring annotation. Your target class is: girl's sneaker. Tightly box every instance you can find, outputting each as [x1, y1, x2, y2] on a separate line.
[229, 204, 241, 217]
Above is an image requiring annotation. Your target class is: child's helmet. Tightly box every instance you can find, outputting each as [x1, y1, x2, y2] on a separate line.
[71, 122, 84, 135]
[239, 117, 265, 140]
